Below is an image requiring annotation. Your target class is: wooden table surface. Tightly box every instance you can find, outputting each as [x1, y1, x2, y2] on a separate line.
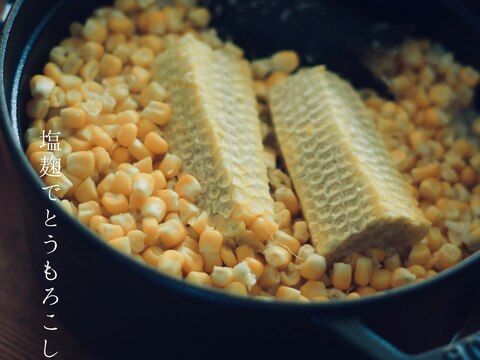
[0, 155, 94, 359]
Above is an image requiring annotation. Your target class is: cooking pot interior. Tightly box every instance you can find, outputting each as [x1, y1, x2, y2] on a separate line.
[5, 0, 480, 357]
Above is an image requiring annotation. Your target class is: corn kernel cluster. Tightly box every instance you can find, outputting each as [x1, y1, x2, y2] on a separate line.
[24, 0, 480, 301]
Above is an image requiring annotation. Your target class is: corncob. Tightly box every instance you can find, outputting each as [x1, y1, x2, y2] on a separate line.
[153, 34, 275, 238]
[269, 66, 430, 261]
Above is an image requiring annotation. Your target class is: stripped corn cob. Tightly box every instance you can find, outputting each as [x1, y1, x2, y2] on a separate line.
[153, 34, 275, 238]
[269, 66, 430, 261]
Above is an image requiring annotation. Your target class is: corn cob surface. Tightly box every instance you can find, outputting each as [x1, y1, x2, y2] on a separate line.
[269, 66, 430, 261]
[153, 34, 274, 237]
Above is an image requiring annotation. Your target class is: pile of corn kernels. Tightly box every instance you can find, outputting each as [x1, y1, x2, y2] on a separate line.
[24, 0, 480, 301]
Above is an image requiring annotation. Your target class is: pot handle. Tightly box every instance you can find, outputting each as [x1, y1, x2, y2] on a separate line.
[315, 317, 480, 360]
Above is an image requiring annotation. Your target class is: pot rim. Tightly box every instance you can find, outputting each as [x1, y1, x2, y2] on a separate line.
[1, 0, 479, 314]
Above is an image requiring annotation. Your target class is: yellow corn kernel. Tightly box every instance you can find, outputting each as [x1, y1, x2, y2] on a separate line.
[178, 198, 199, 224]
[110, 212, 137, 233]
[459, 66, 480, 87]
[199, 228, 223, 254]
[188, 8, 211, 28]
[408, 243, 432, 266]
[66, 151, 95, 179]
[134, 116, 154, 136]
[232, 261, 257, 290]
[220, 246, 237, 268]
[224, 281, 248, 296]
[185, 271, 212, 287]
[203, 252, 223, 273]
[300, 253, 326, 280]
[90, 125, 113, 149]
[99, 223, 125, 241]
[293, 221, 309, 244]
[99, 54, 123, 79]
[384, 253, 402, 271]
[126, 229, 146, 254]
[109, 236, 131, 255]
[61, 107, 87, 129]
[271, 50, 300, 74]
[90, 215, 108, 233]
[419, 178, 443, 201]
[139, 81, 167, 107]
[131, 173, 154, 197]
[83, 18, 108, 43]
[231, 204, 256, 228]
[130, 47, 154, 68]
[273, 187, 300, 216]
[115, 122, 136, 147]
[411, 163, 440, 182]
[435, 243, 462, 271]
[158, 219, 185, 248]
[256, 265, 279, 289]
[365, 247, 386, 264]
[141, 197, 167, 222]
[331, 262, 352, 290]
[407, 264, 427, 279]
[142, 101, 171, 126]
[460, 166, 477, 187]
[126, 66, 151, 93]
[30, 75, 56, 99]
[110, 107, 137, 125]
[390, 267, 416, 288]
[158, 153, 182, 179]
[95, 172, 113, 196]
[273, 231, 300, 255]
[274, 208, 291, 229]
[276, 286, 301, 301]
[249, 217, 272, 243]
[143, 217, 160, 246]
[82, 41, 104, 62]
[157, 189, 179, 213]
[211, 266, 234, 288]
[101, 192, 129, 214]
[235, 245, 255, 262]
[140, 132, 168, 155]
[157, 249, 185, 278]
[142, 246, 164, 266]
[370, 269, 392, 291]
[110, 170, 132, 196]
[357, 286, 376, 296]
[464, 228, 480, 252]
[59, 74, 83, 91]
[264, 244, 291, 269]
[244, 257, 264, 279]
[424, 205, 443, 225]
[133, 157, 152, 174]
[188, 211, 209, 235]
[62, 53, 84, 75]
[74, 177, 98, 203]
[265, 71, 288, 89]
[80, 59, 100, 81]
[174, 174, 201, 203]
[44, 62, 63, 84]
[90, 146, 111, 174]
[299, 281, 327, 299]
[177, 244, 203, 273]
[107, 10, 134, 33]
[77, 200, 101, 224]
[422, 107, 449, 128]
[427, 227, 446, 252]
[428, 83, 453, 107]
[128, 139, 152, 161]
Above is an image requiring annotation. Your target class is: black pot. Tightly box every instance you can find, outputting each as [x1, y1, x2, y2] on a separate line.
[1, 0, 480, 359]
